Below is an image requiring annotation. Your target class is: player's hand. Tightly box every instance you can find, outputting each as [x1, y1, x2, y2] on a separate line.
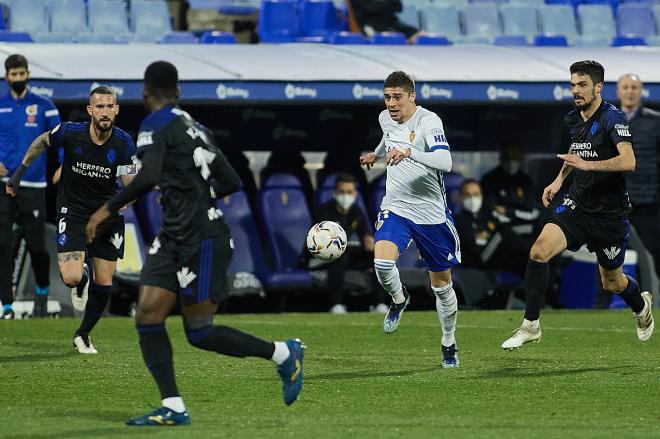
[86, 204, 111, 244]
[386, 148, 411, 166]
[558, 153, 593, 171]
[542, 179, 562, 208]
[5, 182, 16, 197]
[359, 152, 379, 170]
[0, 162, 7, 178]
[52, 166, 62, 185]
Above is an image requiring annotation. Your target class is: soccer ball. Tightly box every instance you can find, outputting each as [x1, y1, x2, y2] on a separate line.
[306, 221, 347, 261]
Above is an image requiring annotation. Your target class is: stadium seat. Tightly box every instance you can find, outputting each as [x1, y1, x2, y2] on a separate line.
[654, 5, 660, 31]
[493, 34, 529, 45]
[371, 31, 407, 44]
[500, 4, 539, 41]
[617, 3, 656, 37]
[533, 33, 568, 45]
[397, 4, 420, 29]
[430, 0, 467, 6]
[0, 31, 33, 42]
[263, 172, 304, 189]
[9, 1, 48, 35]
[299, 0, 338, 37]
[200, 30, 237, 43]
[161, 32, 198, 43]
[539, 4, 578, 43]
[461, 4, 502, 37]
[453, 34, 493, 43]
[611, 34, 647, 45]
[414, 33, 451, 44]
[582, 0, 620, 10]
[88, 0, 129, 33]
[217, 0, 261, 15]
[187, 0, 223, 8]
[258, 0, 300, 43]
[574, 36, 613, 46]
[50, 0, 88, 36]
[328, 30, 368, 44]
[577, 5, 615, 42]
[131, 0, 173, 42]
[509, 0, 544, 4]
[420, 5, 461, 40]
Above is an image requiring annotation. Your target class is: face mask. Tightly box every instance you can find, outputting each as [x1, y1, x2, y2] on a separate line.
[462, 196, 482, 214]
[9, 80, 27, 95]
[335, 193, 355, 210]
[502, 160, 520, 176]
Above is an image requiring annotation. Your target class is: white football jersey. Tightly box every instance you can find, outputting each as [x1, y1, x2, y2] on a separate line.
[377, 106, 451, 224]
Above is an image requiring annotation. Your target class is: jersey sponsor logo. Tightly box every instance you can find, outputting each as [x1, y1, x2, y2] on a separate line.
[352, 83, 382, 100]
[137, 131, 154, 147]
[216, 83, 250, 100]
[420, 84, 452, 100]
[487, 85, 519, 101]
[107, 149, 117, 165]
[72, 162, 113, 179]
[614, 123, 631, 137]
[110, 233, 124, 250]
[177, 266, 197, 289]
[284, 83, 318, 100]
[570, 142, 598, 158]
[603, 246, 621, 260]
[591, 121, 599, 136]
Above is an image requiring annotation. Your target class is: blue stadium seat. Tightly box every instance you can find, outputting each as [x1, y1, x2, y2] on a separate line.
[187, 0, 223, 8]
[217, 0, 261, 15]
[501, 4, 539, 41]
[258, 0, 300, 43]
[161, 31, 198, 43]
[263, 172, 303, 188]
[217, 191, 268, 276]
[582, 0, 620, 10]
[9, 1, 48, 34]
[300, 0, 338, 37]
[370, 174, 386, 219]
[200, 31, 237, 43]
[611, 34, 647, 44]
[617, 3, 656, 37]
[533, 33, 568, 45]
[138, 191, 162, 244]
[577, 5, 615, 41]
[258, 186, 314, 288]
[462, 4, 501, 37]
[623, 0, 659, 3]
[88, 0, 131, 42]
[371, 31, 407, 44]
[397, 4, 420, 29]
[0, 31, 33, 42]
[328, 30, 368, 44]
[50, 0, 88, 35]
[544, 0, 580, 8]
[131, 0, 172, 42]
[494, 34, 529, 45]
[420, 5, 461, 39]
[414, 33, 451, 44]
[510, 0, 544, 4]
[539, 5, 578, 43]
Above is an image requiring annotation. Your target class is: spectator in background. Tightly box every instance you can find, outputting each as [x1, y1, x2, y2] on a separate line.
[617, 73, 660, 279]
[308, 173, 387, 314]
[350, 0, 419, 42]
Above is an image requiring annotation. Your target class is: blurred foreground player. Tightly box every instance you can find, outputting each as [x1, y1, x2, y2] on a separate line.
[7, 86, 136, 353]
[87, 61, 305, 426]
[501, 60, 654, 350]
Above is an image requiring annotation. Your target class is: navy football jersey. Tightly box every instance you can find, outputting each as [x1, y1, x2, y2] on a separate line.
[49, 122, 136, 217]
[565, 101, 633, 216]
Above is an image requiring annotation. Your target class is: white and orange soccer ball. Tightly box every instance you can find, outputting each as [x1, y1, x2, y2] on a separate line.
[306, 221, 347, 261]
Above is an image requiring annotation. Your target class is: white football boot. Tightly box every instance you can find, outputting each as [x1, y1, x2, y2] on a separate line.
[73, 334, 98, 354]
[636, 292, 654, 341]
[501, 319, 542, 350]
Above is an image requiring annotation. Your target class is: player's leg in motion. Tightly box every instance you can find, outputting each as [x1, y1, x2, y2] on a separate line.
[58, 251, 93, 352]
[375, 240, 410, 334]
[71, 257, 115, 353]
[430, 270, 459, 368]
[502, 223, 567, 350]
[599, 266, 654, 341]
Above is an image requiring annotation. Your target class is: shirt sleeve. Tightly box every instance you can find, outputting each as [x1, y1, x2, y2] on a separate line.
[605, 111, 633, 147]
[48, 122, 68, 149]
[422, 115, 450, 152]
[43, 99, 61, 131]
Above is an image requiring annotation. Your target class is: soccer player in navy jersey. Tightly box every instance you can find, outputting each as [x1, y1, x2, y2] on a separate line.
[86, 61, 304, 426]
[6, 86, 136, 353]
[502, 60, 654, 349]
[0, 54, 61, 319]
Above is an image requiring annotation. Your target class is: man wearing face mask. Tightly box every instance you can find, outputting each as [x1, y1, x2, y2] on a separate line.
[313, 173, 386, 314]
[0, 54, 61, 319]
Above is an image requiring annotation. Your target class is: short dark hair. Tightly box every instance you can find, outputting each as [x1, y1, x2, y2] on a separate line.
[384, 71, 415, 94]
[144, 61, 178, 99]
[570, 60, 605, 85]
[334, 173, 356, 188]
[90, 85, 116, 98]
[460, 178, 480, 193]
[5, 54, 28, 73]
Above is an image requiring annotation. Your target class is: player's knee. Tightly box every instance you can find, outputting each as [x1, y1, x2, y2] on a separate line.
[184, 325, 213, 350]
[135, 304, 167, 326]
[529, 242, 551, 263]
[600, 274, 625, 292]
[61, 271, 82, 288]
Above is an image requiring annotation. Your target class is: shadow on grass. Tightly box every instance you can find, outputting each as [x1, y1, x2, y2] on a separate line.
[3, 427, 159, 439]
[476, 365, 616, 379]
[0, 351, 77, 363]
[307, 366, 440, 381]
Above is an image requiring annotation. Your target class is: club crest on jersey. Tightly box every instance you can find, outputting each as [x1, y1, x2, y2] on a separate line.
[107, 149, 117, 164]
[25, 104, 38, 126]
[591, 121, 599, 136]
[409, 131, 415, 142]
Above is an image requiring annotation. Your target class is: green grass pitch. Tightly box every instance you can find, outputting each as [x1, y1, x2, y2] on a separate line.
[1, 310, 658, 439]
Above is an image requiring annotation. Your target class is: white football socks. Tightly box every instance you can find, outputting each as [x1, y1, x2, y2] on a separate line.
[432, 283, 457, 347]
[271, 341, 291, 365]
[374, 259, 405, 304]
[162, 397, 186, 413]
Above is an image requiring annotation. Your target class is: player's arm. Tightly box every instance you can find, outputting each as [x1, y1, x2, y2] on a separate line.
[5, 131, 51, 195]
[560, 142, 635, 172]
[360, 134, 386, 170]
[389, 117, 452, 171]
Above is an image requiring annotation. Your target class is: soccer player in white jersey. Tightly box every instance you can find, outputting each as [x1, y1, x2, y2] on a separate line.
[360, 71, 461, 368]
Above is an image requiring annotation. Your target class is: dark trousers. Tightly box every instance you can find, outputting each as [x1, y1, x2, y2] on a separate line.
[326, 246, 385, 307]
[630, 204, 660, 278]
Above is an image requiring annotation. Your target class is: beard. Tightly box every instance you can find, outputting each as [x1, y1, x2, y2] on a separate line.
[93, 117, 114, 132]
[574, 89, 597, 112]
